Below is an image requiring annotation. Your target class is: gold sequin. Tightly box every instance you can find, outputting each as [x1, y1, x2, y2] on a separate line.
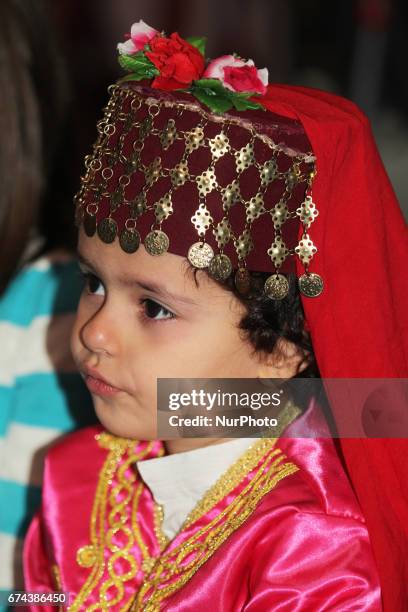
[209, 132, 230, 160]
[260, 159, 278, 186]
[160, 119, 177, 150]
[144, 157, 162, 187]
[123, 152, 140, 175]
[245, 194, 265, 222]
[295, 234, 317, 264]
[213, 218, 232, 247]
[235, 229, 254, 259]
[222, 180, 241, 211]
[271, 201, 289, 229]
[267, 235, 289, 267]
[130, 193, 147, 218]
[184, 126, 204, 153]
[297, 195, 319, 229]
[170, 162, 189, 187]
[191, 203, 213, 236]
[196, 169, 218, 196]
[154, 193, 173, 222]
[109, 189, 123, 213]
[139, 116, 153, 139]
[235, 142, 254, 172]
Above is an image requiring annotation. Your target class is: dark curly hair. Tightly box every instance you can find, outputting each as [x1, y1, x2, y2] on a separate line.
[186, 266, 320, 381]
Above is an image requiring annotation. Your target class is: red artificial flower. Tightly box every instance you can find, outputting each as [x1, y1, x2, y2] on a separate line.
[204, 55, 268, 95]
[146, 32, 205, 91]
[223, 65, 266, 95]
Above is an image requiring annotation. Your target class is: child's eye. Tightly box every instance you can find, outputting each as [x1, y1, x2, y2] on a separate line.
[80, 271, 105, 297]
[141, 298, 175, 322]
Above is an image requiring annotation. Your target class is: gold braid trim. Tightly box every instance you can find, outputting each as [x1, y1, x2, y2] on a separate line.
[132, 444, 299, 610]
[182, 400, 301, 528]
[70, 434, 161, 611]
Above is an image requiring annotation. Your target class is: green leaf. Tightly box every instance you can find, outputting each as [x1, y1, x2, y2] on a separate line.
[117, 73, 148, 83]
[186, 36, 207, 56]
[118, 52, 159, 78]
[191, 89, 233, 114]
[230, 96, 263, 111]
[193, 78, 229, 96]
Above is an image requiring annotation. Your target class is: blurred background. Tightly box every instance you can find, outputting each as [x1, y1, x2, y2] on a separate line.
[46, 0, 408, 219]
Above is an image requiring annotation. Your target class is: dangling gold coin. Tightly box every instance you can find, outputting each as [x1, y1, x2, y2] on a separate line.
[97, 218, 117, 243]
[144, 230, 169, 255]
[208, 254, 233, 281]
[119, 228, 141, 254]
[264, 274, 289, 300]
[298, 272, 324, 297]
[235, 267, 251, 295]
[83, 212, 96, 237]
[187, 242, 214, 268]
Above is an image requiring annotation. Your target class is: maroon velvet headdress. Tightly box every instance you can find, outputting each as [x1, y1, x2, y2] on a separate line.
[75, 82, 321, 301]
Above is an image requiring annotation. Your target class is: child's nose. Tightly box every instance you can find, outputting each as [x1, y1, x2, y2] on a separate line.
[80, 305, 118, 357]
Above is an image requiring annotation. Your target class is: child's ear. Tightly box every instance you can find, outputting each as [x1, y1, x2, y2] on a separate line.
[256, 338, 311, 379]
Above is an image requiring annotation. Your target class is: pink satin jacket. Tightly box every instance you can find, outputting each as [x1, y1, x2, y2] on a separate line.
[24, 406, 381, 611]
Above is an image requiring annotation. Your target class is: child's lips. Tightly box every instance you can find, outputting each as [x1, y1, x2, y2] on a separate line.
[81, 367, 122, 397]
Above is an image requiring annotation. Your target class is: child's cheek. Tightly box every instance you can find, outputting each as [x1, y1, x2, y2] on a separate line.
[70, 313, 83, 367]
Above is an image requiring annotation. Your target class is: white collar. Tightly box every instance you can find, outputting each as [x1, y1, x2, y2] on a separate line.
[136, 438, 257, 539]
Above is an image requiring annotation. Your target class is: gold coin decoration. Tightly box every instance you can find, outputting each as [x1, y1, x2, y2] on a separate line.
[234, 267, 251, 295]
[97, 218, 118, 243]
[83, 212, 96, 237]
[298, 272, 324, 297]
[119, 228, 140, 254]
[144, 229, 169, 255]
[264, 274, 289, 300]
[208, 254, 233, 281]
[187, 242, 214, 268]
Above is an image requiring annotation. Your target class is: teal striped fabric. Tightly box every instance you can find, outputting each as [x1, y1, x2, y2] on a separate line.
[0, 254, 95, 603]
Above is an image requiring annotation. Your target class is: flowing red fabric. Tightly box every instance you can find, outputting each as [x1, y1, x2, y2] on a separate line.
[258, 84, 408, 611]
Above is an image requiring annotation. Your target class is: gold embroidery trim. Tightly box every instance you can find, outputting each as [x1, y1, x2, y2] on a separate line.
[132, 449, 299, 610]
[69, 401, 301, 611]
[181, 399, 301, 528]
[153, 503, 169, 552]
[51, 564, 65, 612]
[69, 434, 161, 611]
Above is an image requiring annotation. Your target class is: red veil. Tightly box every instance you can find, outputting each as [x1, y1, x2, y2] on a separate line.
[259, 85, 408, 611]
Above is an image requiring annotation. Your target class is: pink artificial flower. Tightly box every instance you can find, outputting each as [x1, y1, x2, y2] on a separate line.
[203, 54, 268, 95]
[117, 20, 159, 55]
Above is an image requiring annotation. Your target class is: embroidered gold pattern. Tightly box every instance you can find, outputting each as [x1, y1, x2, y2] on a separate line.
[51, 564, 65, 612]
[132, 447, 299, 610]
[69, 435, 161, 611]
[153, 503, 169, 552]
[69, 401, 301, 611]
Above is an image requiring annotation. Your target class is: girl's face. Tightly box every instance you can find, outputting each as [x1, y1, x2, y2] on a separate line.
[71, 229, 304, 440]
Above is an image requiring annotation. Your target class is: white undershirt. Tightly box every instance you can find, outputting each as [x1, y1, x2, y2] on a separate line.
[136, 438, 257, 539]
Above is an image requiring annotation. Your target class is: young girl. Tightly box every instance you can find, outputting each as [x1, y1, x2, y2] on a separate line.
[23, 20, 408, 611]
